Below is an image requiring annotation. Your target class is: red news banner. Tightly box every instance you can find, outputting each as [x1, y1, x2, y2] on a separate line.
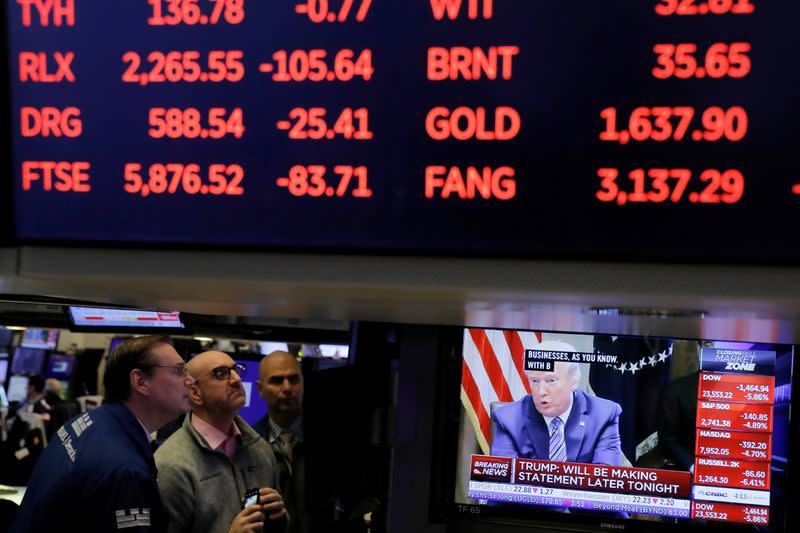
[697, 373, 774, 404]
[471, 455, 692, 498]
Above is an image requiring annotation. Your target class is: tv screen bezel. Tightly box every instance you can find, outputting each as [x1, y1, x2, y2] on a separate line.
[430, 326, 797, 533]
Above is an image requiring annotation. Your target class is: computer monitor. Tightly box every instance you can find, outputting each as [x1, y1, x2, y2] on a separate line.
[6, 375, 30, 403]
[44, 353, 76, 380]
[68, 306, 186, 333]
[0, 328, 13, 347]
[258, 341, 289, 355]
[20, 328, 59, 350]
[10, 347, 47, 374]
[233, 358, 268, 427]
[0, 355, 8, 384]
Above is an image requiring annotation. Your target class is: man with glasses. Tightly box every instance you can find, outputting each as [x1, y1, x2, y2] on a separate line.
[155, 350, 287, 533]
[11, 336, 194, 533]
[491, 359, 624, 466]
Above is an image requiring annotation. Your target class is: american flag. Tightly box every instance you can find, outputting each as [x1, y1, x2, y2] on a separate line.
[461, 328, 543, 453]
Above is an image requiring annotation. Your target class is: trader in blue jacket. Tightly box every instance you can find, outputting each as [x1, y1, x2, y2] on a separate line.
[11, 335, 195, 533]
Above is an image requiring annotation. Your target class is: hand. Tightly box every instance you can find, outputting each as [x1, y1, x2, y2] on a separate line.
[227, 505, 264, 533]
[258, 488, 287, 521]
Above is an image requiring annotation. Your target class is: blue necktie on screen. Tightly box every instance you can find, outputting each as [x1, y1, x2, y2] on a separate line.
[549, 418, 567, 462]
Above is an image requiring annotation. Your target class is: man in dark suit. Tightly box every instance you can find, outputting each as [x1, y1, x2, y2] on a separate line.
[253, 351, 309, 533]
[491, 361, 623, 465]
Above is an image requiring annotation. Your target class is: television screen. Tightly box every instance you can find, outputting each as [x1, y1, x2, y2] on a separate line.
[233, 358, 267, 427]
[44, 353, 76, 380]
[68, 307, 186, 331]
[0, 328, 13, 347]
[6, 375, 30, 403]
[10, 347, 47, 374]
[448, 328, 793, 531]
[20, 329, 59, 350]
[108, 337, 127, 354]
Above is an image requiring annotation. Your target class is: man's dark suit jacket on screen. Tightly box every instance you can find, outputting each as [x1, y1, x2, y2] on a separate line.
[490, 389, 623, 465]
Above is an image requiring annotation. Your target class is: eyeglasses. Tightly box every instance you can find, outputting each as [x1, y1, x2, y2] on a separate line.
[140, 363, 189, 377]
[208, 363, 246, 381]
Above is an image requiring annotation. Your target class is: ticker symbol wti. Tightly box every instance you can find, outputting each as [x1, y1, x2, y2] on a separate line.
[430, 0, 494, 20]
[17, 0, 75, 27]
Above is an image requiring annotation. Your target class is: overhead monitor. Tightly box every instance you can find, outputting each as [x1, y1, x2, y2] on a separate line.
[44, 353, 76, 380]
[67, 307, 186, 333]
[436, 327, 794, 533]
[6, 375, 30, 403]
[233, 358, 267, 428]
[10, 347, 47, 375]
[20, 329, 59, 350]
[7, 3, 800, 262]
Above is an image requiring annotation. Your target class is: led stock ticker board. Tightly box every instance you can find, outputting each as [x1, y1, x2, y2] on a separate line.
[8, 1, 800, 259]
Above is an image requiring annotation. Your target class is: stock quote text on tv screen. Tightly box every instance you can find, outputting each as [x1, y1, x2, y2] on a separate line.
[8, 1, 800, 260]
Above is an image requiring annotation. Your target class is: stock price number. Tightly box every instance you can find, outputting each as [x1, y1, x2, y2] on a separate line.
[653, 43, 751, 79]
[737, 384, 770, 393]
[277, 108, 373, 140]
[295, 0, 373, 23]
[599, 106, 747, 144]
[695, 510, 728, 520]
[596, 168, 744, 205]
[741, 450, 768, 459]
[699, 447, 730, 456]
[265, 49, 373, 82]
[741, 478, 767, 488]
[122, 50, 244, 86]
[702, 390, 734, 399]
[656, 0, 755, 16]
[148, 108, 244, 139]
[696, 475, 729, 484]
[700, 418, 731, 428]
[745, 393, 770, 401]
[276, 165, 372, 198]
[745, 514, 768, 524]
[124, 163, 244, 197]
[147, 0, 244, 26]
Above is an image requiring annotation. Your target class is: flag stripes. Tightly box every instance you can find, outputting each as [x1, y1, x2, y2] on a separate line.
[461, 328, 542, 453]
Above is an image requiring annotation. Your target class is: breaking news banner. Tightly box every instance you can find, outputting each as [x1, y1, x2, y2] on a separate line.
[468, 455, 697, 516]
[700, 348, 775, 376]
[524, 349, 620, 371]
